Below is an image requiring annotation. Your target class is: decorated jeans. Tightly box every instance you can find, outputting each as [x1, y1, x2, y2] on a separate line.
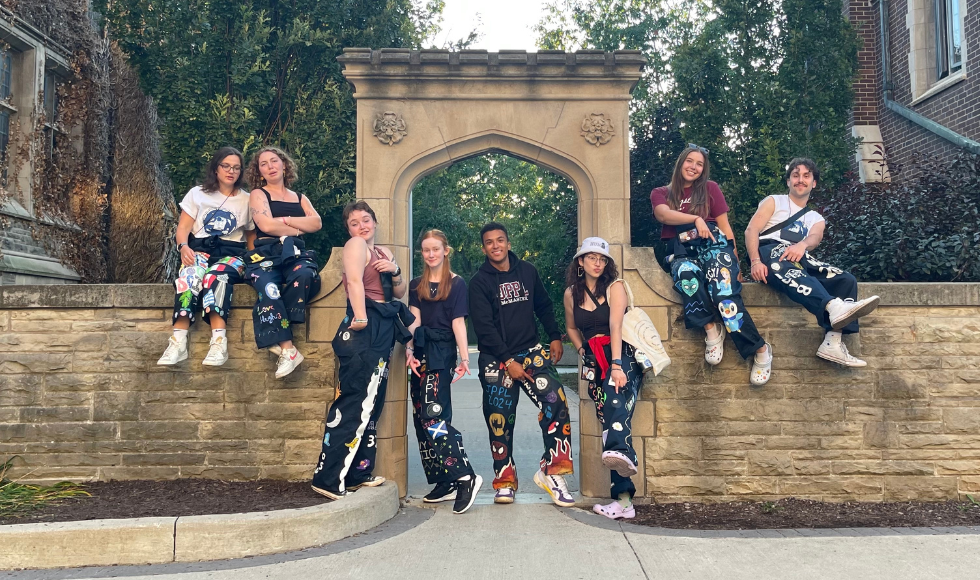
[585, 342, 642, 499]
[760, 242, 860, 334]
[244, 239, 321, 349]
[312, 305, 393, 492]
[411, 348, 475, 484]
[171, 252, 246, 325]
[671, 231, 765, 359]
[478, 344, 574, 491]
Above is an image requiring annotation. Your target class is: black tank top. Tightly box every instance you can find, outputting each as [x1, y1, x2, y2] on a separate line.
[254, 188, 306, 238]
[573, 291, 611, 341]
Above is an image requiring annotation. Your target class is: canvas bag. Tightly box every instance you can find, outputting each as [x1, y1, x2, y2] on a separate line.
[607, 278, 670, 375]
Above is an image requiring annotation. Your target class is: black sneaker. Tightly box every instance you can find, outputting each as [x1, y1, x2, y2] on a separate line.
[311, 484, 347, 501]
[347, 475, 386, 491]
[452, 475, 483, 514]
[423, 481, 457, 503]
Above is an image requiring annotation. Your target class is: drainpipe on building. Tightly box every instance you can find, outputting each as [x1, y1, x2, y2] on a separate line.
[878, 0, 980, 154]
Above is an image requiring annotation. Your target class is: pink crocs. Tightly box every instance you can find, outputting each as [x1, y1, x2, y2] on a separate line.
[593, 500, 635, 520]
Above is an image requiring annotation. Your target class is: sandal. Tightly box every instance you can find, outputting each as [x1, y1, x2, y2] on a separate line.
[750, 343, 773, 386]
[704, 330, 724, 366]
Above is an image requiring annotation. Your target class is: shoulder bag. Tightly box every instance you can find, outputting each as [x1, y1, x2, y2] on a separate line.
[606, 278, 670, 375]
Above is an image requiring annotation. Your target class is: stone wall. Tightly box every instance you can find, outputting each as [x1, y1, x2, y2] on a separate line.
[4, 245, 980, 503]
[0, 252, 352, 484]
[578, 247, 980, 502]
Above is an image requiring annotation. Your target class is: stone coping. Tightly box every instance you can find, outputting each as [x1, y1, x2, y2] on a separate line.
[339, 48, 647, 71]
[624, 246, 980, 306]
[0, 484, 399, 570]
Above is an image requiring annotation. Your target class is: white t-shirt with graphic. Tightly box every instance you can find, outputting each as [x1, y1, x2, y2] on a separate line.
[179, 186, 254, 243]
[759, 195, 824, 245]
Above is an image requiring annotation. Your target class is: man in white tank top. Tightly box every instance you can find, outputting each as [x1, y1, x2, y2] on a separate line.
[744, 158, 880, 367]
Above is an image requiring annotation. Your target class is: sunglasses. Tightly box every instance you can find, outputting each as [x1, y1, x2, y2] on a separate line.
[687, 143, 709, 155]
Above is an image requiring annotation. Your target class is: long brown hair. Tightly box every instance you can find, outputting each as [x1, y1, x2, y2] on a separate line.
[417, 229, 454, 302]
[245, 146, 298, 189]
[565, 254, 619, 309]
[201, 146, 245, 193]
[667, 145, 711, 219]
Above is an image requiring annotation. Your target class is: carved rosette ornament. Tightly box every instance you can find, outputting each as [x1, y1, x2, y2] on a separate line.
[373, 111, 407, 146]
[581, 112, 615, 147]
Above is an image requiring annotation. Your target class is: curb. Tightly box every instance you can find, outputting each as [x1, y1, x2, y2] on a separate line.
[0, 484, 399, 570]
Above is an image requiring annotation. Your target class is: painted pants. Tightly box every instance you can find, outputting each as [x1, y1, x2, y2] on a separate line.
[478, 344, 574, 491]
[671, 231, 765, 359]
[760, 242, 860, 334]
[411, 343, 475, 484]
[311, 304, 394, 492]
[171, 252, 246, 325]
[244, 241, 320, 349]
[585, 341, 642, 499]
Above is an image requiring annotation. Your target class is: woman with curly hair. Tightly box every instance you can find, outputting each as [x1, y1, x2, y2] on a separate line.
[244, 146, 322, 379]
[158, 146, 254, 367]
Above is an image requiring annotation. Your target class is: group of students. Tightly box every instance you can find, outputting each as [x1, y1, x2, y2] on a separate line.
[163, 145, 880, 521]
[157, 146, 323, 379]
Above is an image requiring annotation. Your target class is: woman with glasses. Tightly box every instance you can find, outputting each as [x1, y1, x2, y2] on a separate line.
[563, 237, 642, 520]
[650, 145, 772, 386]
[244, 146, 323, 379]
[158, 146, 255, 367]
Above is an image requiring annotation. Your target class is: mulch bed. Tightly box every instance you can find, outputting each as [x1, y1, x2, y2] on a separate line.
[632, 498, 980, 529]
[0, 480, 325, 526]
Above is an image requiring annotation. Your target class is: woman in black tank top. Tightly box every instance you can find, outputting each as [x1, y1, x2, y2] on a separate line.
[562, 237, 643, 521]
[243, 146, 322, 379]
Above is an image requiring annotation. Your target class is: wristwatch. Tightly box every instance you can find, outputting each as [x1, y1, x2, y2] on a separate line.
[611, 358, 623, 366]
[392, 265, 402, 277]
[178, 242, 188, 250]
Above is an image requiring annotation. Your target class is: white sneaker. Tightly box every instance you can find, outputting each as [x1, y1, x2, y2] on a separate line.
[157, 336, 188, 365]
[826, 296, 880, 330]
[202, 336, 229, 367]
[533, 470, 575, 507]
[275, 347, 304, 379]
[817, 334, 866, 367]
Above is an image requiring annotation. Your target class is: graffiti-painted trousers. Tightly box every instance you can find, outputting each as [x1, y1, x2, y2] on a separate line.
[410, 330, 474, 484]
[670, 230, 765, 359]
[243, 238, 320, 349]
[585, 341, 642, 499]
[760, 241, 860, 334]
[171, 239, 247, 325]
[478, 343, 573, 491]
[311, 300, 414, 493]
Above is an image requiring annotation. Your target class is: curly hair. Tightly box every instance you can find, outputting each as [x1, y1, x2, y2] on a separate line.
[245, 146, 298, 189]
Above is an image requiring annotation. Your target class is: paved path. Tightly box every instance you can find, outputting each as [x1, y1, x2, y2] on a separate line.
[11, 503, 980, 580]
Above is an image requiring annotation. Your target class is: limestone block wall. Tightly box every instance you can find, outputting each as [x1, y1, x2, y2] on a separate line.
[578, 247, 980, 502]
[0, 252, 353, 485]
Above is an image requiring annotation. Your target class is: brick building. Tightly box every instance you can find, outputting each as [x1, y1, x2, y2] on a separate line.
[847, 0, 979, 181]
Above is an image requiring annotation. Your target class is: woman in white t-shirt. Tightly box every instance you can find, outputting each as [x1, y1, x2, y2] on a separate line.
[158, 147, 256, 367]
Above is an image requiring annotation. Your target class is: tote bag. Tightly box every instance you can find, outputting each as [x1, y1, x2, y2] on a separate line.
[607, 278, 670, 375]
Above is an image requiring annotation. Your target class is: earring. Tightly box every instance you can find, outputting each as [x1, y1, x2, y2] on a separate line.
[577, 266, 584, 277]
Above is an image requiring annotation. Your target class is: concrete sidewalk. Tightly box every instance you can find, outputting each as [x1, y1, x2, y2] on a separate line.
[16, 502, 980, 580]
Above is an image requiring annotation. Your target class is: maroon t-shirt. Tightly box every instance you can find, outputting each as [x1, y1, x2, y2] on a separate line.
[650, 181, 730, 239]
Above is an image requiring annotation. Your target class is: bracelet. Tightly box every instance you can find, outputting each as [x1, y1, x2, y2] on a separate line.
[353, 318, 368, 324]
[504, 358, 515, 368]
[751, 259, 762, 265]
[178, 242, 187, 250]
[406, 347, 413, 352]
[611, 358, 623, 366]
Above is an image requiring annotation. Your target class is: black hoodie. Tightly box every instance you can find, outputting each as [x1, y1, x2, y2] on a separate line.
[468, 250, 562, 362]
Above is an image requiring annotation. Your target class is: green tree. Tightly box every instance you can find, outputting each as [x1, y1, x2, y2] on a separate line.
[96, 0, 444, 263]
[411, 154, 577, 334]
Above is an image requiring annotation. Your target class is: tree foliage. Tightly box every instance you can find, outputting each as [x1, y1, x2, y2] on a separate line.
[96, 0, 444, 263]
[538, 0, 859, 252]
[411, 154, 577, 333]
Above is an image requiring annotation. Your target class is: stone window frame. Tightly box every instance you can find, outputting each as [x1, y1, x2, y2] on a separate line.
[0, 46, 15, 185]
[42, 67, 65, 161]
[907, 0, 969, 104]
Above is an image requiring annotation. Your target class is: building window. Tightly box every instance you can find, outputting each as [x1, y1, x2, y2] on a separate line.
[936, 0, 963, 80]
[0, 49, 13, 184]
[43, 70, 62, 160]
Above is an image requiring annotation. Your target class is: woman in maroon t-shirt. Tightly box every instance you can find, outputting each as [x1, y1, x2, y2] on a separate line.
[650, 145, 772, 386]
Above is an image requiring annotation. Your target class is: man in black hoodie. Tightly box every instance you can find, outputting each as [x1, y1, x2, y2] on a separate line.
[469, 222, 574, 507]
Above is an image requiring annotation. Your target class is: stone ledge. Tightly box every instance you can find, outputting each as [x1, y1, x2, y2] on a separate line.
[0, 484, 399, 570]
[625, 246, 980, 307]
[339, 48, 647, 72]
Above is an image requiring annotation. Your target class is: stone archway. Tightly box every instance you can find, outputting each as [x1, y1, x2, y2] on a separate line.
[332, 48, 645, 496]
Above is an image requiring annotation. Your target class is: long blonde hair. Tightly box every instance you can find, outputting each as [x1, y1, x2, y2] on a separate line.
[417, 229, 453, 302]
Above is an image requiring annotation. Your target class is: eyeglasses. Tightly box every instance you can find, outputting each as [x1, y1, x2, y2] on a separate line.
[584, 254, 608, 265]
[218, 163, 242, 173]
[687, 143, 709, 155]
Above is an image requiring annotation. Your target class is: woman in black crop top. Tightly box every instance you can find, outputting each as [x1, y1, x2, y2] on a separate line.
[563, 237, 642, 521]
[244, 146, 322, 379]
